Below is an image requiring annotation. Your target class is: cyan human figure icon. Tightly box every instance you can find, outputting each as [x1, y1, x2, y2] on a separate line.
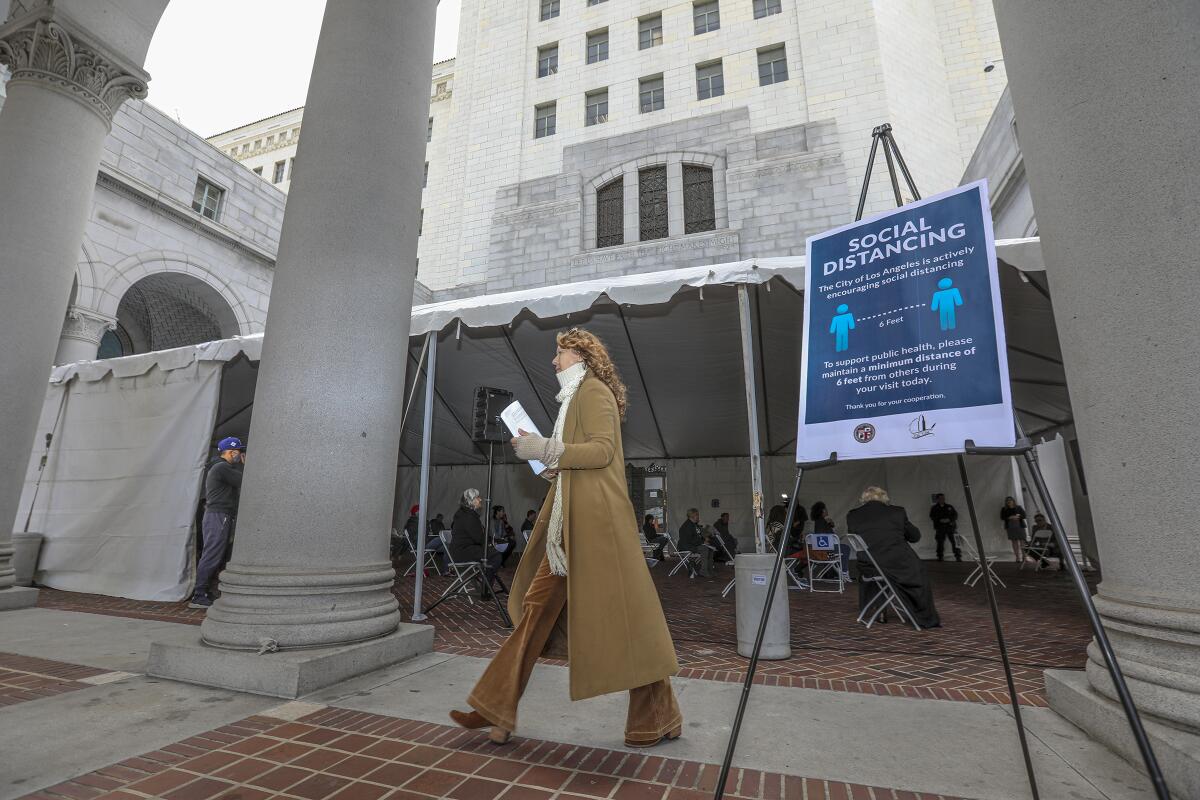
[830, 303, 855, 352]
[930, 277, 964, 331]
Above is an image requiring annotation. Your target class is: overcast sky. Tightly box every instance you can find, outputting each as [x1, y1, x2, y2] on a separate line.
[144, 1, 462, 138]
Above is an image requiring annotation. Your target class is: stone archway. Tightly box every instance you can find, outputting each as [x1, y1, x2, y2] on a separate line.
[105, 271, 241, 356]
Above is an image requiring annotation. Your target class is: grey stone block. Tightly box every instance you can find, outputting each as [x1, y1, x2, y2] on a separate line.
[147, 623, 434, 699]
[0, 586, 39, 611]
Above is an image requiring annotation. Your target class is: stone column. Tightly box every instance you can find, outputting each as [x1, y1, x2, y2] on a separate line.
[993, 1, 1200, 792]
[0, 7, 147, 609]
[199, 0, 438, 650]
[55, 306, 116, 365]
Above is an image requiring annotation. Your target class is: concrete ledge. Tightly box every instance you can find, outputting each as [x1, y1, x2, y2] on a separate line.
[147, 623, 434, 699]
[1046, 668, 1200, 799]
[0, 585, 39, 611]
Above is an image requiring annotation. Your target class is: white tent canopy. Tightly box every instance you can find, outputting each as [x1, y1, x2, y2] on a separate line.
[20, 241, 1069, 601]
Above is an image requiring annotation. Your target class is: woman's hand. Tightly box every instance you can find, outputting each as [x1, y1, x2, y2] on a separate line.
[512, 429, 565, 466]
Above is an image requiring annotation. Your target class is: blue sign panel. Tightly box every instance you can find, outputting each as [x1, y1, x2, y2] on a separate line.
[797, 181, 1015, 462]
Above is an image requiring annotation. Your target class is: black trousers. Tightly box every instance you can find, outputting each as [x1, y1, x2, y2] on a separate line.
[935, 529, 961, 559]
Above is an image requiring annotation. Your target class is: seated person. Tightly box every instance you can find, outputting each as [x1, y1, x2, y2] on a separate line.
[765, 504, 808, 570]
[450, 488, 504, 599]
[678, 508, 715, 577]
[712, 512, 738, 562]
[643, 514, 670, 561]
[1029, 513, 1066, 571]
[846, 486, 941, 629]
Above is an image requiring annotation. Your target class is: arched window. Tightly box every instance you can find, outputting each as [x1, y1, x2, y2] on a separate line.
[683, 165, 716, 234]
[638, 166, 669, 241]
[596, 177, 624, 248]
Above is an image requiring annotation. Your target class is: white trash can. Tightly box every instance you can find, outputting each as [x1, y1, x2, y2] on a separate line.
[734, 553, 791, 659]
[12, 532, 44, 587]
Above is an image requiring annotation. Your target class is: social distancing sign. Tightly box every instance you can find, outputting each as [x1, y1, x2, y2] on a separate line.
[797, 180, 1015, 462]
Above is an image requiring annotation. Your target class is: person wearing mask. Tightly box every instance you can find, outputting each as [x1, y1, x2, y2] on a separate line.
[928, 493, 962, 562]
[1001, 496, 1028, 563]
[643, 514, 669, 561]
[451, 489, 502, 599]
[449, 328, 681, 748]
[678, 508, 714, 578]
[847, 486, 940, 629]
[712, 512, 738, 563]
[189, 437, 245, 609]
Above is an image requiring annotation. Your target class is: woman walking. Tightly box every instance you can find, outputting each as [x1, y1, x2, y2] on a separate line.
[449, 328, 682, 747]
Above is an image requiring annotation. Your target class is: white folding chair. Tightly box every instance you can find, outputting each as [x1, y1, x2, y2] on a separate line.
[638, 530, 661, 567]
[400, 530, 443, 578]
[1023, 530, 1055, 572]
[805, 533, 845, 593]
[665, 536, 699, 578]
[843, 533, 920, 631]
[956, 533, 1007, 588]
[765, 534, 809, 591]
[435, 530, 485, 606]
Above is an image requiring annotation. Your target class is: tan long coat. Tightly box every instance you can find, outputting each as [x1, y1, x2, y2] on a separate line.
[509, 373, 680, 701]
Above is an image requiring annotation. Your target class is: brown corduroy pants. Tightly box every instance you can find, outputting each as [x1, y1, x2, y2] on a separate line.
[467, 555, 682, 744]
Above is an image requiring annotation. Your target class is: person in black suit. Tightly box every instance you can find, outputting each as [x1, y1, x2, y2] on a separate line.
[847, 486, 941, 629]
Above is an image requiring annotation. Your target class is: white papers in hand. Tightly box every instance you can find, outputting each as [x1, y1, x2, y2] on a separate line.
[501, 401, 547, 474]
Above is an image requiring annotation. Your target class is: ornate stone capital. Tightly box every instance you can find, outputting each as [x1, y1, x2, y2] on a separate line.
[61, 305, 116, 346]
[0, 6, 149, 123]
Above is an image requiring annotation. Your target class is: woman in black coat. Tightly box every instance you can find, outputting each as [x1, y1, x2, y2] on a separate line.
[846, 486, 940, 629]
[450, 488, 502, 598]
[1000, 496, 1028, 563]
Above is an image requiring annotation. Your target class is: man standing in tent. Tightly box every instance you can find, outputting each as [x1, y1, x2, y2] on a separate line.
[189, 437, 245, 609]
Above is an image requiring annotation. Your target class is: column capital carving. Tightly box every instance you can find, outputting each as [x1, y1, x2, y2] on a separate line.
[61, 305, 116, 346]
[0, 4, 149, 123]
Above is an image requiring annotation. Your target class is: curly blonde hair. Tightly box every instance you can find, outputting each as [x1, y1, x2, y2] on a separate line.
[558, 327, 628, 418]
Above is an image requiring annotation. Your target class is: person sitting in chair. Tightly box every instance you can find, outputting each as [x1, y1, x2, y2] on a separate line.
[712, 512, 738, 563]
[847, 486, 941, 629]
[450, 489, 503, 599]
[678, 508, 714, 577]
[1030, 513, 1066, 571]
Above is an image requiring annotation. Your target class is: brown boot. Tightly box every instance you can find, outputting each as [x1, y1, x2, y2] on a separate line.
[625, 724, 682, 748]
[450, 710, 512, 745]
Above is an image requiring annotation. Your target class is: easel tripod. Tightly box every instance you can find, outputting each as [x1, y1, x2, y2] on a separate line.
[713, 123, 1170, 800]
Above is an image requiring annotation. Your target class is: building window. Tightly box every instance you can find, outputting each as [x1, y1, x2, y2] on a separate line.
[753, 0, 782, 18]
[758, 45, 788, 86]
[253, 166, 263, 176]
[639, 75, 665, 113]
[423, 162, 429, 187]
[254, 139, 262, 150]
[596, 177, 624, 248]
[537, 43, 559, 78]
[694, 1, 720, 34]
[683, 164, 716, 233]
[272, 160, 286, 183]
[639, 166, 668, 241]
[419, 209, 424, 236]
[587, 28, 609, 63]
[192, 177, 224, 221]
[289, 158, 296, 180]
[535, 102, 557, 138]
[266, 135, 275, 146]
[436, 81, 448, 94]
[586, 88, 609, 126]
[587, 0, 607, 5]
[292, 127, 300, 139]
[639, 13, 663, 50]
[427, 116, 434, 142]
[540, 0, 559, 20]
[696, 60, 724, 100]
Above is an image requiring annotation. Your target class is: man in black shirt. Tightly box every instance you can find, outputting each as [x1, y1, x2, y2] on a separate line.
[929, 493, 961, 562]
[190, 437, 245, 609]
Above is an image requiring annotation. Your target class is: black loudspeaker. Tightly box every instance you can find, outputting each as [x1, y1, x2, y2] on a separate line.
[471, 386, 514, 444]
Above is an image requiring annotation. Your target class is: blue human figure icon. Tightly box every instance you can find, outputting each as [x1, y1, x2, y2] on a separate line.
[830, 303, 855, 352]
[930, 277, 964, 331]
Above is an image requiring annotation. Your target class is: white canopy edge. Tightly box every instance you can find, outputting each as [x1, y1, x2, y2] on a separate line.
[50, 239, 1043, 386]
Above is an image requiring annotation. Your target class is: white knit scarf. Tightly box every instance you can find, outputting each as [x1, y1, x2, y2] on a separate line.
[546, 362, 587, 576]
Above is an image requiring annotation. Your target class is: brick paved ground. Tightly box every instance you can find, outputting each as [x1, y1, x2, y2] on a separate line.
[0, 652, 108, 708]
[35, 557, 1094, 707]
[18, 707, 974, 800]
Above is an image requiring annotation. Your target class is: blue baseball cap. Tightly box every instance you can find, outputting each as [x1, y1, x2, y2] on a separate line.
[217, 436, 246, 452]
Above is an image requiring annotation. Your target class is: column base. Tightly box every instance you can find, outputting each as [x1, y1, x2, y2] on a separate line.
[1047, 668, 1200, 799]
[147, 623, 434, 699]
[0, 585, 39, 611]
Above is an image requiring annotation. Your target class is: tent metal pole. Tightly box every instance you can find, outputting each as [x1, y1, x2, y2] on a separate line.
[411, 332, 437, 622]
[737, 285, 768, 554]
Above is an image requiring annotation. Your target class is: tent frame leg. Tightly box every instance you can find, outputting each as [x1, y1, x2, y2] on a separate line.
[411, 332, 437, 622]
[738, 284, 768, 554]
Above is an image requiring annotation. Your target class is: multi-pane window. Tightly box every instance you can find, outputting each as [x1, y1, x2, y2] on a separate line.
[537, 43, 559, 77]
[683, 165, 717, 233]
[587, 28, 609, 63]
[758, 45, 788, 86]
[586, 89, 609, 126]
[753, 0, 782, 17]
[696, 60, 724, 100]
[638, 166, 669, 241]
[694, 1, 720, 34]
[596, 178, 624, 248]
[272, 160, 286, 183]
[241, 143, 249, 153]
[192, 177, 224, 221]
[266, 135, 275, 146]
[638, 13, 663, 49]
[639, 75, 665, 113]
[535, 102, 557, 138]
[540, 0, 559, 20]
[427, 117, 434, 142]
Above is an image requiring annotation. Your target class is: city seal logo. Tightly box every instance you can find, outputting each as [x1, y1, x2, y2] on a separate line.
[909, 414, 936, 439]
[853, 423, 876, 444]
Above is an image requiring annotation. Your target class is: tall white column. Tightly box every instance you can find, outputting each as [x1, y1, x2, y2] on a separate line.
[993, 1, 1200, 792]
[0, 8, 147, 608]
[55, 306, 116, 365]
[200, 0, 438, 650]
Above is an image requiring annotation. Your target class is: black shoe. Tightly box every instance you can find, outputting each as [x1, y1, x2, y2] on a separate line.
[187, 594, 213, 609]
[955, 555, 963, 562]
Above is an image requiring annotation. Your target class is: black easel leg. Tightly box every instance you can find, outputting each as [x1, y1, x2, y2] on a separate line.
[854, 134, 883, 221]
[713, 470, 805, 800]
[957, 455, 1041, 799]
[1020, 449, 1171, 799]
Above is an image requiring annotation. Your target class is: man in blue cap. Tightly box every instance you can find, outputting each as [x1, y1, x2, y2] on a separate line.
[190, 436, 245, 609]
